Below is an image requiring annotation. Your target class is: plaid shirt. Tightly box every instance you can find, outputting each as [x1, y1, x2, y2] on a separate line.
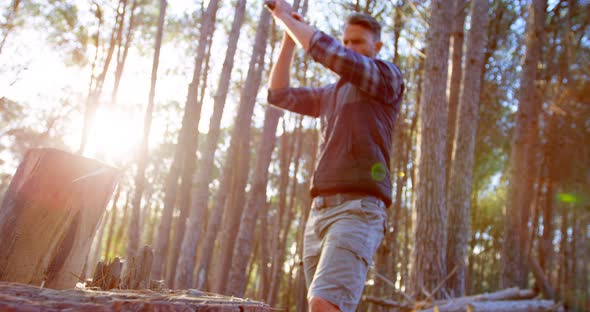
[268, 31, 404, 116]
[268, 31, 404, 206]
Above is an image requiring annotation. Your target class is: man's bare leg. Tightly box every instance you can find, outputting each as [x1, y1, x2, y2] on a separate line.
[309, 296, 340, 312]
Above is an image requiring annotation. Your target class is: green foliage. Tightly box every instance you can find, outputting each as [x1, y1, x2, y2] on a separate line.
[37, 1, 89, 65]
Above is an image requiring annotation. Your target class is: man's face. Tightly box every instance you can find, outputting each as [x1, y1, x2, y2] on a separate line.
[342, 24, 383, 58]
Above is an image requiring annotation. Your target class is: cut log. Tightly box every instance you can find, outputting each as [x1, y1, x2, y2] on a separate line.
[0, 281, 270, 311]
[0, 148, 120, 289]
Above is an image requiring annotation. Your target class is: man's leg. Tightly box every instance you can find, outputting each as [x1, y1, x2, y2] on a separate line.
[309, 296, 340, 312]
[305, 198, 386, 312]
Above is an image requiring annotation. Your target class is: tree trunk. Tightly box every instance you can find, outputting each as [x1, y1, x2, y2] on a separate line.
[0, 148, 119, 289]
[103, 185, 122, 260]
[212, 8, 272, 294]
[445, 0, 489, 297]
[501, 0, 546, 289]
[295, 126, 318, 312]
[111, 0, 139, 105]
[150, 0, 218, 283]
[114, 190, 131, 258]
[400, 55, 421, 295]
[372, 81, 409, 306]
[79, 0, 127, 153]
[126, 0, 167, 261]
[446, 0, 468, 188]
[166, 22, 214, 289]
[258, 194, 272, 299]
[268, 117, 304, 307]
[409, 0, 452, 299]
[174, 0, 247, 290]
[267, 117, 297, 305]
[226, 106, 283, 297]
[392, 1, 406, 64]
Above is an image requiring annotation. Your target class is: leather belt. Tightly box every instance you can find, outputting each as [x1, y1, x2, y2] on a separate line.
[312, 193, 384, 209]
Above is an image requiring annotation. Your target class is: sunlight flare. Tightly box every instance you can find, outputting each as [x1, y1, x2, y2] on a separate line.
[85, 106, 143, 163]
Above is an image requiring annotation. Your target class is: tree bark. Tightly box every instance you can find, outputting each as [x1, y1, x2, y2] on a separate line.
[295, 129, 317, 312]
[79, 0, 127, 153]
[0, 148, 119, 289]
[410, 0, 452, 299]
[166, 20, 214, 289]
[150, 0, 218, 282]
[446, 0, 468, 189]
[212, 8, 272, 294]
[501, 0, 546, 289]
[111, 0, 140, 105]
[445, 0, 489, 297]
[103, 185, 123, 262]
[401, 55, 421, 294]
[175, 0, 247, 290]
[226, 106, 283, 297]
[126, 0, 167, 262]
[113, 190, 131, 258]
[268, 117, 304, 306]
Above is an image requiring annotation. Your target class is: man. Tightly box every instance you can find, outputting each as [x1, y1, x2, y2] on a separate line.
[266, 1, 404, 311]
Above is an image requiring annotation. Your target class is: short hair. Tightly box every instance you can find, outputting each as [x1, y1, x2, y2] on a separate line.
[345, 13, 382, 41]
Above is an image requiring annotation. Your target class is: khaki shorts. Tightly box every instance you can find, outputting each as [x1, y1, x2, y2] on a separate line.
[303, 197, 386, 312]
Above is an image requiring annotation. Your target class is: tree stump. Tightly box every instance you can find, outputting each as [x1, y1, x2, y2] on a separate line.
[90, 257, 123, 290]
[0, 148, 120, 289]
[121, 245, 153, 289]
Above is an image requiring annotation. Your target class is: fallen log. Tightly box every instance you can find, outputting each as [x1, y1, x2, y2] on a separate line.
[417, 288, 561, 312]
[0, 148, 120, 289]
[363, 295, 414, 310]
[418, 300, 563, 312]
[0, 281, 270, 311]
[365, 288, 563, 312]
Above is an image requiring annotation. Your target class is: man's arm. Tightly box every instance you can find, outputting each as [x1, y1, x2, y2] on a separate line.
[267, 5, 322, 118]
[269, 34, 296, 90]
[267, 26, 322, 117]
[268, 0, 403, 105]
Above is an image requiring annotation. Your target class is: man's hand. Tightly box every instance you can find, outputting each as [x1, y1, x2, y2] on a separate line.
[265, 0, 315, 51]
[264, 0, 276, 10]
[265, 0, 294, 19]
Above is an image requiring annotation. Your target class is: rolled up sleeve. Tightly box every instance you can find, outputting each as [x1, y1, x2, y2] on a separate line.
[267, 87, 322, 118]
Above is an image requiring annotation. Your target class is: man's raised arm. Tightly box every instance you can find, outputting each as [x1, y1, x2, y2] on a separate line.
[269, 34, 296, 91]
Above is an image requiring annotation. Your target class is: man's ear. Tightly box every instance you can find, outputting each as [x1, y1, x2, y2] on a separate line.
[375, 41, 383, 55]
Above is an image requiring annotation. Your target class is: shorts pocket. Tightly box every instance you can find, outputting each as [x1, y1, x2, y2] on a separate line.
[360, 198, 387, 235]
[334, 230, 372, 266]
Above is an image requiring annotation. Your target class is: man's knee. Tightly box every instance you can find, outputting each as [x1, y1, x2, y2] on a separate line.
[309, 296, 340, 312]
